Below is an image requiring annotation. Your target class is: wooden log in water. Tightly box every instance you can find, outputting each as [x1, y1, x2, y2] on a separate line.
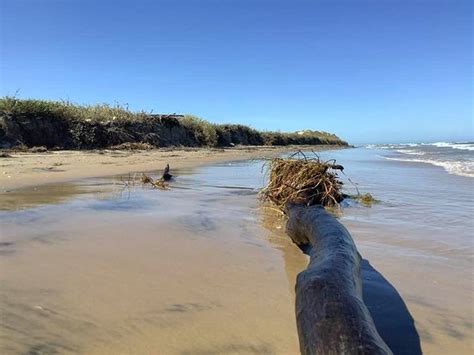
[286, 205, 392, 355]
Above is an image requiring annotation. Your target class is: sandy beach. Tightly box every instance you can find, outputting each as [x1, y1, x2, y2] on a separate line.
[2, 0, 471, 353]
[0, 146, 332, 191]
[1, 146, 473, 354]
[0, 155, 309, 354]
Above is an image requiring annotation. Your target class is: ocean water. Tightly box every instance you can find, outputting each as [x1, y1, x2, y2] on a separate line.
[314, 146, 474, 354]
[1, 145, 473, 354]
[366, 141, 474, 178]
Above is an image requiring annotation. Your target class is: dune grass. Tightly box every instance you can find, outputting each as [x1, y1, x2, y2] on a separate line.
[0, 97, 348, 149]
[0, 96, 150, 123]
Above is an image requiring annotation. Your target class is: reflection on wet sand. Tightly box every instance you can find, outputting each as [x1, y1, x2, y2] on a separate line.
[0, 183, 94, 211]
[259, 208, 308, 296]
[0, 168, 306, 354]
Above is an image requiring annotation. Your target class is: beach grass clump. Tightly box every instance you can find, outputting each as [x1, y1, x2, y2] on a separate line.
[180, 115, 218, 146]
[0, 96, 150, 123]
[215, 124, 265, 146]
[261, 152, 344, 210]
[262, 130, 345, 146]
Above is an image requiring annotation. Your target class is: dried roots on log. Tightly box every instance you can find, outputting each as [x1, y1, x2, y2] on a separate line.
[261, 151, 344, 209]
[261, 152, 391, 354]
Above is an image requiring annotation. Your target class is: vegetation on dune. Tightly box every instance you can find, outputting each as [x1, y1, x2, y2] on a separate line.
[180, 115, 218, 147]
[0, 97, 348, 149]
[215, 124, 265, 146]
[262, 130, 342, 146]
[0, 97, 148, 123]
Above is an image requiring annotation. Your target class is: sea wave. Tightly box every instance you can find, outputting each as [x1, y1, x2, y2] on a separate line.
[395, 149, 426, 156]
[367, 142, 474, 151]
[384, 157, 474, 178]
[366, 143, 420, 149]
[430, 142, 474, 151]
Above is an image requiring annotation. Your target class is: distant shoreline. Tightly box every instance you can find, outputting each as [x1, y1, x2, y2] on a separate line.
[0, 145, 345, 191]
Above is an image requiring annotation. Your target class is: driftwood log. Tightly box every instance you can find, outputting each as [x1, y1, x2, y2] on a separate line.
[162, 163, 173, 181]
[286, 205, 392, 355]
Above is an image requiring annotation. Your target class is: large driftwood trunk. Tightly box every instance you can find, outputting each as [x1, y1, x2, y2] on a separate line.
[286, 205, 392, 355]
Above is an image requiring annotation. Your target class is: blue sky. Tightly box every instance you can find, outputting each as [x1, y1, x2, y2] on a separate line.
[1, 0, 472, 144]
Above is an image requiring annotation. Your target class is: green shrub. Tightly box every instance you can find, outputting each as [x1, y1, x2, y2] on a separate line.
[180, 115, 218, 146]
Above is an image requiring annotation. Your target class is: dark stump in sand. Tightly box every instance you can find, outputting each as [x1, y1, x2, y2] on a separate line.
[162, 163, 173, 181]
[286, 205, 392, 355]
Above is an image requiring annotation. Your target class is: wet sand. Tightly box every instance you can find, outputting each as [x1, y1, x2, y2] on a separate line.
[0, 146, 334, 191]
[347, 220, 473, 354]
[0, 167, 308, 354]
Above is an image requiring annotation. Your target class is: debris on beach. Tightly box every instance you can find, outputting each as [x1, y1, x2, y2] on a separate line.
[140, 173, 168, 189]
[118, 164, 173, 190]
[350, 192, 379, 206]
[29, 146, 48, 153]
[110, 142, 154, 150]
[140, 164, 173, 189]
[261, 151, 380, 210]
[261, 151, 344, 210]
[162, 163, 173, 181]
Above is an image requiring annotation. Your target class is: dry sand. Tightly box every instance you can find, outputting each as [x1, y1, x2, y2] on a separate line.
[0, 146, 328, 191]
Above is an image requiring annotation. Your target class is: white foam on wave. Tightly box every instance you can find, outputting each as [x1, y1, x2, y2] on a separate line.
[366, 143, 420, 149]
[385, 157, 474, 178]
[367, 142, 474, 151]
[430, 142, 474, 151]
[395, 149, 426, 156]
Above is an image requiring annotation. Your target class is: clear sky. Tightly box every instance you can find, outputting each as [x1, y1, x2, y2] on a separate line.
[1, 0, 472, 144]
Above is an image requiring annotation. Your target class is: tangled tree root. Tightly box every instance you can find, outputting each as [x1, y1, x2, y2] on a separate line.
[261, 151, 344, 210]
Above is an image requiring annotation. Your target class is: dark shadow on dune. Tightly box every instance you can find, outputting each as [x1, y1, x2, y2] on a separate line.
[361, 259, 422, 355]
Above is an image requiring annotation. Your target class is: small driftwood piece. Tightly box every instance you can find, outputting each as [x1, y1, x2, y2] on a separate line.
[162, 163, 173, 181]
[140, 164, 173, 189]
[286, 205, 392, 355]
